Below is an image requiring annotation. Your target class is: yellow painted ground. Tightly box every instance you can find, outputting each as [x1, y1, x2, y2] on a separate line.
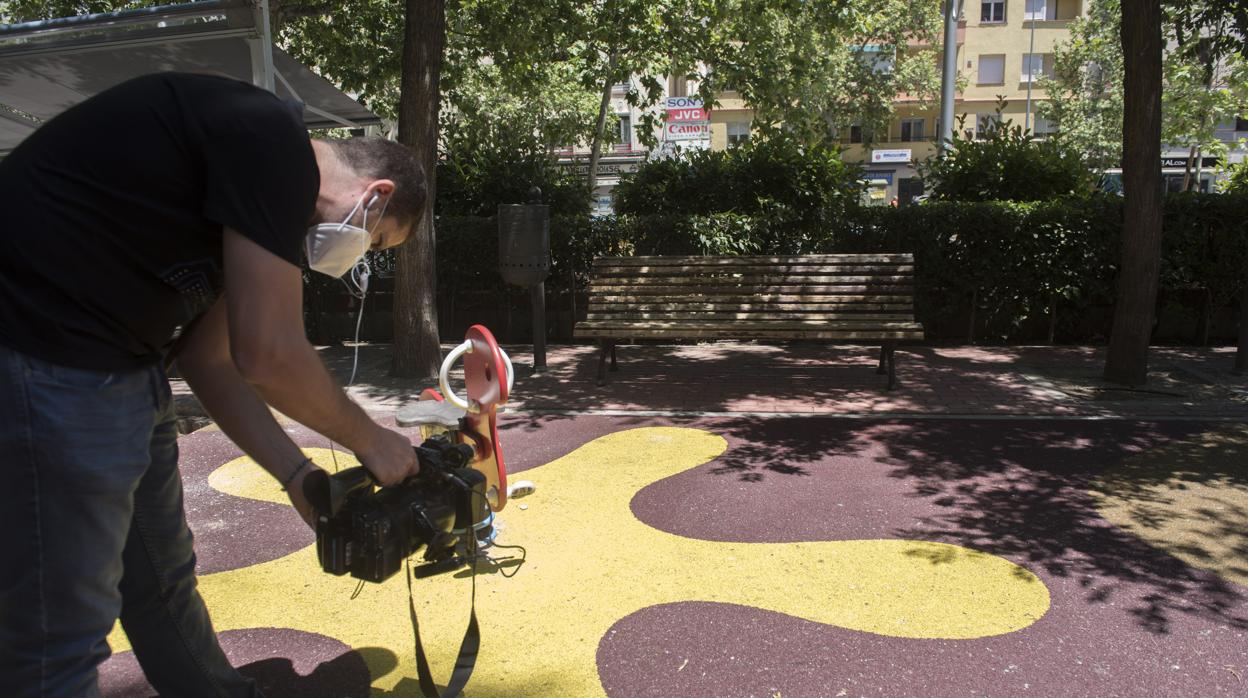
[112, 427, 1050, 696]
[1091, 424, 1248, 588]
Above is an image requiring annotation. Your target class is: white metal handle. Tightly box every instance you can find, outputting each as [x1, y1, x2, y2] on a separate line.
[438, 340, 514, 411]
[439, 340, 474, 410]
[501, 346, 514, 393]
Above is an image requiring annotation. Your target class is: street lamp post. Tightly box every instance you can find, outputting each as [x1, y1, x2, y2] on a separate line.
[939, 0, 963, 153]
[1024, 3, 1038, 132]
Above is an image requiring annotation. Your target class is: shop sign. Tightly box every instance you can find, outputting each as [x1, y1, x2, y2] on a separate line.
[864, 171, 894, 185]
[560, 161, 641, 176]
[1160, 156, 1220, 169]
[667, 107, 709, 121]
[664, 96, 704, 109]
[665, 122, 711, 140]
[871, 149, 912, 164]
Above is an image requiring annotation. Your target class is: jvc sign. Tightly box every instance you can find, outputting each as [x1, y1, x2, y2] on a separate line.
[668, 107, 708, 122]
[666, 96, 708, 122]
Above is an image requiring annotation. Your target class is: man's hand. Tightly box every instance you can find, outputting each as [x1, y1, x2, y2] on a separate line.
[356, 426, 419, 486]
[285, 462, 323, 529]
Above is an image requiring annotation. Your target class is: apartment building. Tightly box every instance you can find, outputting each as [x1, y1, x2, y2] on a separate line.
[843, 0, 1083, 204]
[566, 1, 1085, 210]
[565, 0, 1242, 211]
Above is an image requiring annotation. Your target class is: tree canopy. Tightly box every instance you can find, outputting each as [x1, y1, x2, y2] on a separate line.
[1039, 0, 1248, 173]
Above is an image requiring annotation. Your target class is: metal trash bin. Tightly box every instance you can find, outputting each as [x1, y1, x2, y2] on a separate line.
[497, 189, 550, 369]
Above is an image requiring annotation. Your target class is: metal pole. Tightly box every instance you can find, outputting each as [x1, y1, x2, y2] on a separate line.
[248, 0, 275, 92]
[530, 282, 547, 371]
[1025, 5, 1037, 132]
[1235, 284, 1248, 375]
[939, 0, 962, 153]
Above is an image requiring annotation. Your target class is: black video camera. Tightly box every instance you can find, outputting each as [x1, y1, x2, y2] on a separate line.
[303, 435, 495, 583]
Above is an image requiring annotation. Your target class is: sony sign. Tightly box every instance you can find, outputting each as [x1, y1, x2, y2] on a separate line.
[664, 96, 704, 109]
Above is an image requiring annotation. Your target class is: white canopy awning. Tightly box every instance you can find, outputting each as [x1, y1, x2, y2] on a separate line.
[0, 0, 380, 155]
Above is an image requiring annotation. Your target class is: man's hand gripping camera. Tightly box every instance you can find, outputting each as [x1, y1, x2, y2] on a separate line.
[303, 325, 516, 584]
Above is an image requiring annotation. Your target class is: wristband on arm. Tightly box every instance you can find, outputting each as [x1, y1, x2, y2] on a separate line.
[281, 457, 313, 491]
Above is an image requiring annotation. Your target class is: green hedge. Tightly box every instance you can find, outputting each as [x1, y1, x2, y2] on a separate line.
[424, 193, 1247, 343]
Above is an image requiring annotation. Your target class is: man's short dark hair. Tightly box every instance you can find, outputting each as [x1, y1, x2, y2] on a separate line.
[322, 137, 426, 226]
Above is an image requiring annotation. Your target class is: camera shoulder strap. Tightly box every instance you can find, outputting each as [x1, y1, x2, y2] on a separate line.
[406, 561, 480, 698]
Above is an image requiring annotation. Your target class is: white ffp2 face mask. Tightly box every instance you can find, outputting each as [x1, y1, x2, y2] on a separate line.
[305, 192, 388, 278]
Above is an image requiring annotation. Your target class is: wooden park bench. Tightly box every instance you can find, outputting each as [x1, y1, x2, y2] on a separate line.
[573, 253, 924, 389]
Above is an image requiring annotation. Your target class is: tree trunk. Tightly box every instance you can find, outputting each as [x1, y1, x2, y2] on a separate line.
[586, 52, 619, 212]
[1104, 0, 1163, 387]
[1192, 146, 1204, 192]
[1235, 284, 1248, 375]
[1182, 144, 1197, 192]
[1048, 291, 1058, 344]
[392, 0, 445, 379]
[967, 287, 978, 344]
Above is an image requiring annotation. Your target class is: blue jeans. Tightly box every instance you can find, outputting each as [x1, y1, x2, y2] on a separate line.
[0, 343, 256, 697]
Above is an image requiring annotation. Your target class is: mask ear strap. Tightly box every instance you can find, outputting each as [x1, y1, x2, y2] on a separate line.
[364, 191, 392, 232]
[339, 194, 368, 230]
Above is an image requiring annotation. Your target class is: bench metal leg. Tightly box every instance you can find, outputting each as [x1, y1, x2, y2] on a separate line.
[597, 340, 614, 386]
[876, 345, 888, 375]
[885, 343, 898, 390]
[610, 343, 619, 371]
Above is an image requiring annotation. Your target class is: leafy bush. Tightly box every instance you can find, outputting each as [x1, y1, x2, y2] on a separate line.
[542, 193, 1243, 342]
[921, 108, 1094, 202]
[321, 194, 1246, 344]
[1222, 159, 1248, 195]
[436, 143, 589, 217]
[612, 136, 865, 232]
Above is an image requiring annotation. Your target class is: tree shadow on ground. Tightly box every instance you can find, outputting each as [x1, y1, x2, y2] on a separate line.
[873, 419, 1248, 635]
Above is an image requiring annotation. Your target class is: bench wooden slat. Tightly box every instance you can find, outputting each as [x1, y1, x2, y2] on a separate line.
[593, 254, 914, 266]
[579, 322, 923, 329]
[590, 295, 912, 305]
[587, 274, 915, 285]
[589, 301, 913, 312]
[588, 312, 915, 322]
[590, 284, 915, 295]
[574, 327, 925, 340]
[591, 264, 915, 276]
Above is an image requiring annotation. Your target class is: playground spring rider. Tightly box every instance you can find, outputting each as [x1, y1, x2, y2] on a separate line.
[303, 326, 525, 697]
[303, 325, 520, 583]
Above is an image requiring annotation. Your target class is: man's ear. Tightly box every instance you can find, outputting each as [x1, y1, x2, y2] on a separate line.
[367, 179, 396, 202]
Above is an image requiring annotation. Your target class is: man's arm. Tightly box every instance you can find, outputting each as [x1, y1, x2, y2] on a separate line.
[210, 227, 417, 485]
[176, 298, 322, 523]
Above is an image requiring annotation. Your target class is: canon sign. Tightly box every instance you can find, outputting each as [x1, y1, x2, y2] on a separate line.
[665, 122, 710, 140]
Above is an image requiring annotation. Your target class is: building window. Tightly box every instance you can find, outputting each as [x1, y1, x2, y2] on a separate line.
[612, 78, 631, 93]
[727, 121, 750, 146]
[981, 0, 1005, 23]
[1024, 0, 1047, 20]
[1022, 53, 1054, 82]
[856, 45, 894, 74]
[850, 124, 863, 143]
[1032, 116, 1058, 138]
[900, 118, 925, 142]
[976, 113, 1001, 139]
[617, 114, 632, 150]
[978, 55, 1005, 84]
[668, 75, 688, 98]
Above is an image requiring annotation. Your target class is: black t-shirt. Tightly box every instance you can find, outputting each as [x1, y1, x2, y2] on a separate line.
[0, 72, 319, 370]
